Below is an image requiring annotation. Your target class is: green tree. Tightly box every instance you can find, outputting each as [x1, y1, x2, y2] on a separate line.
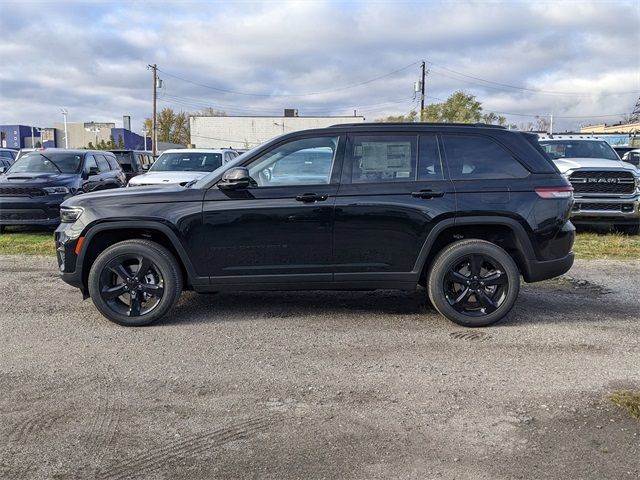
[481, 112, 507, 126]
[376, 110, 418, 123]
[422, 91, 482, 123]
[144, 108, 192, 146]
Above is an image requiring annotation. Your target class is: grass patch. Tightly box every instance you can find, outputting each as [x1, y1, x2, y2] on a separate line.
[609, 391, 640, 420]
[0, 230, 56, 255]
[572, 232, 640, 260]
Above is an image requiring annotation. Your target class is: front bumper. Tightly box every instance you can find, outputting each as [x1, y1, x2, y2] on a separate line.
[570, 195, 640, 225]
[55, 221, 86, 291]
[0, 194, 67, 226]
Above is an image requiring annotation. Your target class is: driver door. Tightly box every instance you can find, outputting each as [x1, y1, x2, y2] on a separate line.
[197, 134, 344, 284]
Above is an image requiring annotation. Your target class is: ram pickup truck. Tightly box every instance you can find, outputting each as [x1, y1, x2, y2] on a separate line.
[539, 136, 640, 235]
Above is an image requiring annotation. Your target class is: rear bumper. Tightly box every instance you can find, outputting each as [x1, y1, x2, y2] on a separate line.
[523, 252, 575, 283]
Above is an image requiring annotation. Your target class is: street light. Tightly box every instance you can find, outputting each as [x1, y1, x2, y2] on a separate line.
[60, 108, 69, 148]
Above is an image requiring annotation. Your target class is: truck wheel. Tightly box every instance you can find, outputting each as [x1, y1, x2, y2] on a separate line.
[427, 239, 520, 327]
[88, 239, 182, 326]
[615, 224, 640, 235]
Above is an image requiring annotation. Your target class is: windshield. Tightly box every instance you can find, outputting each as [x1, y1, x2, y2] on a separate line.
[6, 152, 83, 174]
[150, 152, 223, 172]
[539, 140, 620, 161]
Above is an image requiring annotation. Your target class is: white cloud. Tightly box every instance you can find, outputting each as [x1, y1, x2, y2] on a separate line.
[0, 0, 638, 132]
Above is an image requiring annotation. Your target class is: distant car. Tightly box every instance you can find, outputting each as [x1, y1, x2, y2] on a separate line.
[127, 148, 240, 187]
[0, 149, 126, 229]
[0, 148, 18, 163]
[108, 150, 155, 182]
[621, 149, 640, 168]
[0, 158, 13, 172]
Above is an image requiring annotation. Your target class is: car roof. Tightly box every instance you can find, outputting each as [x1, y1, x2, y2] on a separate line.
[160, 148, 231, 154]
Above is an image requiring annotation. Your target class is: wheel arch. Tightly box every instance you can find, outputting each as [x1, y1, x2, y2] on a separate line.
[414, 216, 537, 283]
[77, 221, 201, 293]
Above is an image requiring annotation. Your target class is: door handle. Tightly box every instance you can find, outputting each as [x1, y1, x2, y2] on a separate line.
[411, 189, 445, 199]
[295, 193, 328, 203]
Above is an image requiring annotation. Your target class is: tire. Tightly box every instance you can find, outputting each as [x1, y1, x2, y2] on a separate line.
[427, 239, 520, 327]
[88, 239, 183, 326]
[615, 224, 640, 235]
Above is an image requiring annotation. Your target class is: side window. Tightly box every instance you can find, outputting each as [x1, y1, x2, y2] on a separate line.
[105, 155, 119, 170]
[350, 135, 417, 183]
[247, 136, 338, 187]
[442, 135, 529, 180]
[418, 135, 444, 180]
[85, 155, 98, 174]
[95, 154, 110, 172]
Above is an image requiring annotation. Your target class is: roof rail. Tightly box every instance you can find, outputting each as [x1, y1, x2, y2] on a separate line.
[328, 122, 507, 129]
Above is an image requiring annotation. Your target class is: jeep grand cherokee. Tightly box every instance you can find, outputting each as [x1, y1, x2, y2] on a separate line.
[55, 123, 575, 327]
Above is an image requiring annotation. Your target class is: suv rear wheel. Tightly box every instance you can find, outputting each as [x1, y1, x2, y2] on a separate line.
[88, 239, 182, 326]
[427, 239, 520, 327]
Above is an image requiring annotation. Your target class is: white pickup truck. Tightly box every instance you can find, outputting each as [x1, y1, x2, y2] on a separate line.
[538, 135, 640, 235]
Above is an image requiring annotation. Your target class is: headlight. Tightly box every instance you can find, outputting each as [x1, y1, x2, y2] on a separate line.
[60, 206, 84, 223]
[43, 186, 70, 195]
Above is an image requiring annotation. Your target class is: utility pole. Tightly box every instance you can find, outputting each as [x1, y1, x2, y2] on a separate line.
[549, 113, 553, 135]
[60, 108, 69, 148]
[420, 61, 426, 122]
[148, 64, 158, 157]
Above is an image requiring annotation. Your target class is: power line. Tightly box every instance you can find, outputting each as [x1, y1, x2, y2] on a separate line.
[426, 61, 640, 97]
[156, 61, 419, 98]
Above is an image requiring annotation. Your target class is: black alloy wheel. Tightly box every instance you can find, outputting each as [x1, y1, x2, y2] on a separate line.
[428, 239, 520, 327]
[88, 239, 182, 326]
[99, 255, 165, 317]
[444, 254, 508, 316]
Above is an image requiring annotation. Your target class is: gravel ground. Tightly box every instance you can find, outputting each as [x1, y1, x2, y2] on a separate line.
[0, 255, 638, 479]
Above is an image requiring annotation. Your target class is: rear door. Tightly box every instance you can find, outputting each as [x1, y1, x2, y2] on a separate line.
[333, 132, 456, 282]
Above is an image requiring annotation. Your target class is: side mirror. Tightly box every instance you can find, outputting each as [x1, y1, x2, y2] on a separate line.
[0, 166, 5, 174]
[88, 167, 100, 176]
[218, 167, 252, 190]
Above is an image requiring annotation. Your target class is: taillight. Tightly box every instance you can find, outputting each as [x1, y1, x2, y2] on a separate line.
[535, 186, 574, 199]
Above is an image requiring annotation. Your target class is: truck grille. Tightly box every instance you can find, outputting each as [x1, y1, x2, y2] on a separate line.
[0, 186, 45, 197]
[569, 171, 635, 194]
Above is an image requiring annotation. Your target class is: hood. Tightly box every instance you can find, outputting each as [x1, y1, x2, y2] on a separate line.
[128, 171, 208, 186]
[62, 184, 205, 208]
[552, 157, 639, 174]
[0, 172, 79, 186]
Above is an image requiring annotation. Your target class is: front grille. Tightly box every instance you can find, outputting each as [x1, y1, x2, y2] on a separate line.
[0, 186, 45, 197]
[0, 209, 49, 220]
[569, 171, 635, 194]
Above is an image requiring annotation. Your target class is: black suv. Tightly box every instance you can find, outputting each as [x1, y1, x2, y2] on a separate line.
[108, 150, 155, 182]
[55, 124, 575, 327]
[0, 149, 126, 229]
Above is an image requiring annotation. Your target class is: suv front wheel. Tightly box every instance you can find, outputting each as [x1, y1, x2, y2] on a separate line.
[88, 239, 183, 326]
[427, 239, 520, 327]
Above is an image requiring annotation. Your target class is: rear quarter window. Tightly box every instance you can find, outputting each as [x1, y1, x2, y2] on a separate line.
[442, 135, 529, 180]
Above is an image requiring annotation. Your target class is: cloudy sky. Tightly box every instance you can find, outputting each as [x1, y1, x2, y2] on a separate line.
[1, 0, 639, 133]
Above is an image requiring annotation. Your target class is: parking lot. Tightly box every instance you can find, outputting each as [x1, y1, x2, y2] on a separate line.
[0, 254, 638, 479]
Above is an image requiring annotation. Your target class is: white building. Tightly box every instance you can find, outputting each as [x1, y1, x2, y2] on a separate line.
[190, 112, 365, 149]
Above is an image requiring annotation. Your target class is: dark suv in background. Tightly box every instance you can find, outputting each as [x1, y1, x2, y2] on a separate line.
[108, 150, 155, 182]
[55, 123, 575, 327]
[0, 149, 125, 229]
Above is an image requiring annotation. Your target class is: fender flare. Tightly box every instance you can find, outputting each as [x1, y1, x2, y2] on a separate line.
[412, 216, 536, 275]
[77, 220, 201, 285]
